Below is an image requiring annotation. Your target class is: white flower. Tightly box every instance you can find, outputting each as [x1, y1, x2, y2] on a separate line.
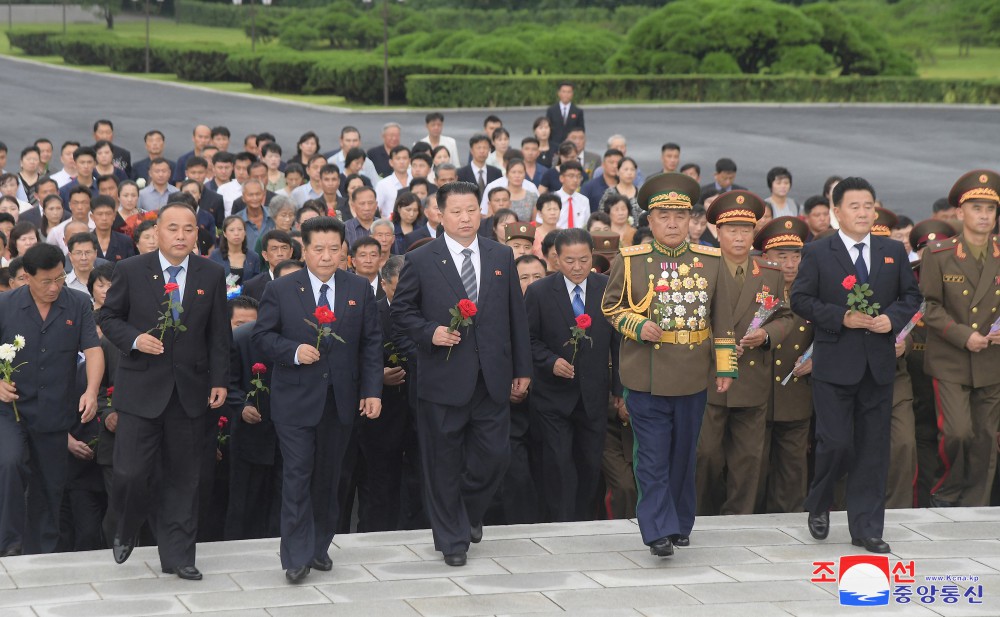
[698, 306, 707, 317]
[674, 305, 686, 317]
[12, 335, 24, 351]
[698, 291, 709, 303]
[0, 344, 15, 363]
[684, 292, 696, 303]
[135, 178, 147, 189]
[672, 292, 684, 303]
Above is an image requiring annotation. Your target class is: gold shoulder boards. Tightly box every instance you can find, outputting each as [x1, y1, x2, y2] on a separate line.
[690, 244, 721, 257]
[620, 243, 652, 257]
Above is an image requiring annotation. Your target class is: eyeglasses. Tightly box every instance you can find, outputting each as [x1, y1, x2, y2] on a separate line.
[71, 250, 96, 258]
[35, 273, 67, 287]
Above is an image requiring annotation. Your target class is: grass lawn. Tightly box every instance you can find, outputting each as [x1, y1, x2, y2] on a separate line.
[917, 47, 1000, 80]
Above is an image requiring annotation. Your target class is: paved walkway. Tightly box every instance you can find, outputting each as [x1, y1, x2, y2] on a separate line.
[1, 508, 998, 616]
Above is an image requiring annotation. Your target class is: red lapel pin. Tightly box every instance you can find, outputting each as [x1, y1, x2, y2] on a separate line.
[348, 300, 357, 306]
[884, 257, 894, 264]
[65, 319, 73, 326]
[495, 270, 502, 276]
[197, 289, 205, 295]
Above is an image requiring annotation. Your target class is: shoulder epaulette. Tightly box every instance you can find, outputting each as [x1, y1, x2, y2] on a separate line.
[755, 258, 781, 270]
[690, 244, 721, 257]
[930, 239, 957, 253]
[620, 243, 652, 257]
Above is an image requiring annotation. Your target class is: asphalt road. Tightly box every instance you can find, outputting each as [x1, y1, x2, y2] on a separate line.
[2, 56, 999, 220]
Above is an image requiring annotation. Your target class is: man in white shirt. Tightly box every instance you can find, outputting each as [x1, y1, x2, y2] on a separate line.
[418, 112, 459, 165]
[48, 188, 96, 254]
[217, 152, 255, 215]
[548, 161, 589, 229]
[50, 141, 79, 188]
[65, 231, 98, 296]
[327, 126, 379, 182]
[375, 146, 412, 219]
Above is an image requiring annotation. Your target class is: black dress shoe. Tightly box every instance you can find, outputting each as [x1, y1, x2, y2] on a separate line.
[668, 534, 690, 547]
[310, 554, 333, 571]
[285, 566, 311, 583]
[807, 511, 830, 540]
[649, 537, 674, 557]
[444, 552, 467, 567]
[929, 494, 956, 508]
[112, 535, 137, 564]
[852, 537, 891, 554]
[470, 522, 483, 544]
[0, 546, 22, 558]
[162, 566, 203, 581]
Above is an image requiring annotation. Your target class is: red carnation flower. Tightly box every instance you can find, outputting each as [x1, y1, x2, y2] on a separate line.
[458, 299, 477, 319]
[314, 306, 336, 325]
[218, 416, 228, 429]
[654, 284, 669, 293]
[575, 314, 592, 329]
[841, 275, 857, 290]
[164, 282, 180, 294]
[251, 363, 267, 375]
[106, 386, 114, 396]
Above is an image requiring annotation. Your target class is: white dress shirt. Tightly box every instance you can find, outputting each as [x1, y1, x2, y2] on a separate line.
[444, 233, 480, 297]
[839, 230, 871, 274]
[419, 135, 459, 165]
[294, 268, 336, 365]
[66, 269, 91, 296]
[560, 103, 570, 120]
[470, 162, 489, 187]
[51, 169, 73, 188]
[564, 275, 587, 305]
[47, 215, 96, 255]
[375, 172, 412, 220]
[327, 150, 379, 183]
[554, 189, 591, 230]
[217, 179, 244, 215]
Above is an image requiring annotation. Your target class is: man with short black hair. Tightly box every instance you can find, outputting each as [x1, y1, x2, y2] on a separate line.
[253, 216, 382, 583]
[803, 196, 831, 242]
[50, 186, 97, 253]
[350, 235, 385, 302]
[172, 125, 212, 185]
[59, 147, 99, 208]
[419, 112, 459, 164]
[138, 159, 179, 212]
[292, 155, 327, 207]
[554, 161, 589, 229]
[375, 147, 412, 220]
[581, 149, 622, 209]
[242, 230, 294, 301]
[702, 158, 747, 195]
[327, 127, 378, 181]
[0, 242, 102, 557]
[131, 130, 174, 183]
[404, 192, 441, 249]
[931, 196, 957, 221]
[661, 143, 681, 174]
[457, 135, 502, 196]
[206, 151, 234, 193]
[218, 152, 256, 214]
[91, 196, 135, 263]
[520, 137, 549, 187]
[211, 126, 231, 152]
[50, 141, 80, 188]
[680, 162, 700, 183]
[66, 232, 100, 295]
[546, 81, 584, 148]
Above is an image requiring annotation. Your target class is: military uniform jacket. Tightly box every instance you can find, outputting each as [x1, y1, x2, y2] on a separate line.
[707, 258, 792, 408]
[920, 234, 1000, 387]
[602, 240, 737, 397]
[770, 311, 813, 422]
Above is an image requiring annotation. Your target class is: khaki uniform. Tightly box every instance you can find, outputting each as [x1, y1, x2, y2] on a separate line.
[887, 346, 917, 509]
[759, 312, 814, 513]
[697, 258, 792, 515]
[603, 241, 737, 395]
[920, 234, 1000, 506]
[908, 320, 941, 507]
[601, 397, 636, 520]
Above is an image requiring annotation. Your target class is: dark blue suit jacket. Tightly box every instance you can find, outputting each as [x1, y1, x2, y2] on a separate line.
[99, 252, 231, 418]
[228, 321, 277, 465]
[0, 286, 100, 432]
[525, 272, 621, 419]
[791, 234, 922, 386]
[252, 267, 383, 427]
[97, 231, 137, 264]
[391, 235, 532, 406]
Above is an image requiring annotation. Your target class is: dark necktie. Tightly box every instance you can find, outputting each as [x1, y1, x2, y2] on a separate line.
[318, 283, 331, 309]
[477, 169, 486, 196]
[735, 265, 745, 287]
[854, 243, 868, 284]
[461, 248, 478, 304]
[572, 285, 585, 317]
[165, 265, 182, 321]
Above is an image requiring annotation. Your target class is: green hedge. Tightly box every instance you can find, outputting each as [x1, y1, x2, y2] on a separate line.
[306, 58, 500, 104]
[406, 74, 1000, 107]
[4, 31, 60, 55]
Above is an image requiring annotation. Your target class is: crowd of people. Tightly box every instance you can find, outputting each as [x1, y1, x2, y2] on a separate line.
[0, 82, 998, 581]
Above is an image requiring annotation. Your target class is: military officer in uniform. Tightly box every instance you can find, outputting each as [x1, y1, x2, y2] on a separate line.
[754, 216, 814, 514]
[920, 170, 1000, 507]
[602, 172, 737, 557]
[696, 192, 792, 516]
[872, 207, 917, 508]
[907, 219, 957, 506]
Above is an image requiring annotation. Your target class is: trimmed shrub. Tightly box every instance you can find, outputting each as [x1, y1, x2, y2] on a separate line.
[154, 45, 238, 82]
[51, 35, 107, 66]
[5, 31, 60, 55]
[258, 54, 318, 92]
[225, 52, 264, 88]
[307, 58, 500, 103]
[699, 52, 741, 75]
[406, 74, 1000, 107]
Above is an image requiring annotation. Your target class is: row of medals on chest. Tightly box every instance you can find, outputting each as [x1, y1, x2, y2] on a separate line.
[651, 259, 709, 331]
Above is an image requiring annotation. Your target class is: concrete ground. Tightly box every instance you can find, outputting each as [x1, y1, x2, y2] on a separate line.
[1, 507, 998, 616]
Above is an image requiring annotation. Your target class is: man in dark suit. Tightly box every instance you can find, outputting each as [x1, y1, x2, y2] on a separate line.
[99, 203, 230, 579]
[242, 230, 294, 302]
[403, 193, 441, 250]
[791, 177, 922, 554]
[457, 135, 502, 198]
[20, 178, 64, 228]
[252, 216, 382, 583]
[392, 181, 532, 566]
[0, 243, 102, 557]
[701, 158, 747, 196]
[524, 228, 620, 521]
[546, 81, 585, 150]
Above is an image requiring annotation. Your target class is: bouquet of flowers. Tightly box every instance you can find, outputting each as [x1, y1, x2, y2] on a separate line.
[305, 306, 345, 350]
[0, 335, 27, 422]
[225, 273, 242, 300]
[896, 301, 926, 344]
[842, 275, 880, 316]
[745, 293, 782, 338]
[564, 314, 594, 365]
[446, 299, 477, 360]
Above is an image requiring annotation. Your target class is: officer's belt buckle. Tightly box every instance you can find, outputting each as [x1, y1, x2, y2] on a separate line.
[659, 328, 709, 345]
[676, 330, 690, 345]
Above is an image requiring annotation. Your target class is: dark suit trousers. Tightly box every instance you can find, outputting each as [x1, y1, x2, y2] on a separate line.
[0, 414, 67, 554]
[417, 375, 510, 555]
[274, 388, 352, 569]
[804, 371, 892, 540]
[112, 390, 205, 569]
[500, 401, 539, 525]
[536, 396, 605, 522]
[226, 455, 283, 541]
[358, 388, 409, 532]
